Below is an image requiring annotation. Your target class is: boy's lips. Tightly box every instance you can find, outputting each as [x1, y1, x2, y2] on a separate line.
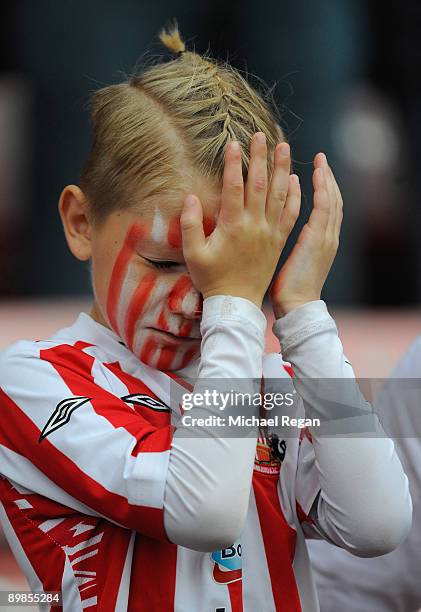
[147, 327, 201, 342]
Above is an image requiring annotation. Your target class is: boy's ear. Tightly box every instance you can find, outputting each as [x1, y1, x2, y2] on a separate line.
[59, 185, 92, 261]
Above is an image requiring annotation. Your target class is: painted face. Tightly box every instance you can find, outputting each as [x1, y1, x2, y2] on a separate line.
[90, 195, 218, 371]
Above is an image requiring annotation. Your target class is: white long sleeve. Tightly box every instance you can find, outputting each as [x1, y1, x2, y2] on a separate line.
[273, 301, 412, 557]
[164, 296, 266, 551]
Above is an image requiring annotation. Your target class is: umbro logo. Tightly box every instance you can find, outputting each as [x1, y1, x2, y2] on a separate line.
[38, 396, 91, 442]
[121, 394, 170, 412]
[39, 392, 170, 443]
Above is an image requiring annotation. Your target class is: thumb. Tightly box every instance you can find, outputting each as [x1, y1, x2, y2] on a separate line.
[180, 195, 206, 256]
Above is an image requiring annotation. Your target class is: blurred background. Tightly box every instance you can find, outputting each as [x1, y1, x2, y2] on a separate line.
[1, 0, 421, 605]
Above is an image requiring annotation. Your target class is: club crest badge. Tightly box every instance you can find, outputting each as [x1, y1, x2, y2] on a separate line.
[254, 432, 286, 475]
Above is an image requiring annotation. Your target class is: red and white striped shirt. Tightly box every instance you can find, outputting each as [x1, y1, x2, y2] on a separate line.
[0, 300, 411, 611]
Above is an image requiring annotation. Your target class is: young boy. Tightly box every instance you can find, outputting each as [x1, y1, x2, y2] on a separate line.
[0, 27, 412, 611]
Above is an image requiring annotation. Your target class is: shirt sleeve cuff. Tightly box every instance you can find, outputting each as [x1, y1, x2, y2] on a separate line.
[201, 295, 267, 336]
[272, 300, 337, 353]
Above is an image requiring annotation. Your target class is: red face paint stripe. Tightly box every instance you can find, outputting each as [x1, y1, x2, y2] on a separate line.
[179, 345, 200, 370]
[167, 217, 182, 249]
[124, 272, 157, 351]
[156, 346, 177, 372]
[252, 475, 301, 611]
[106, 223, 145, 334]
[156, 309, 169, 333]
[179, 320, 193, 337]
[168, 275, 195, 312]
[168, 215, 214, 248]
[140, 337, 157, 365]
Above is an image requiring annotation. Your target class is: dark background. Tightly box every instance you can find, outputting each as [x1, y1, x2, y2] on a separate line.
[1, 0, 420, 305]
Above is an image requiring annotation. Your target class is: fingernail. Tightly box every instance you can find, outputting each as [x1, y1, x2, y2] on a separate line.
[291, 174, 299, 184]
[230, 141, 240, 152]
[256, 132, 266, 144]
[185, 195, 196, 207]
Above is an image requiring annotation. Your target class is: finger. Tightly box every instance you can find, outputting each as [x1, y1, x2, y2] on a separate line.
[279, 174, 301, 240]
[220, 141, 244, 223]
[319, 155, 338, 238]
[335, 202, 344, 239]
[321, 156, 343, 240]
[317, 154, 336, 207]
[266, 142, 291, 225]
[328, 165, 344, 237]
[333, 177, 343, 238]
[329, 159, 343, 209]
[309, 166, 330, 233]
[325, 164, 341, 241]
[245, 132, 268, 218]
[180, 195, 206, 258]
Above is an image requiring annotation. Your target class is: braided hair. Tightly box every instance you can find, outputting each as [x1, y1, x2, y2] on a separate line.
[80, 22, 285, 223]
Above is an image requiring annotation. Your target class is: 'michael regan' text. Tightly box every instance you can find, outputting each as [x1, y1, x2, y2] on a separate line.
[181, 415, 321, 429]
[228, 415, 320, 428]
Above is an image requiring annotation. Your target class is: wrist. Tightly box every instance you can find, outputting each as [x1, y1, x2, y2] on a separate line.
[272, 295, 321, 318]
[203, 289, 263, 309]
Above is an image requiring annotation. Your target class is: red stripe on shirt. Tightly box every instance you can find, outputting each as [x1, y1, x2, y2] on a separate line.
[104, 361, 173, 435]
[0, 387, 166, 539]
[228, 579, 243, 612]
[283, 364, 294, 378]
[129, 535, 177, 611]
[253, 473, 301, 611]
[40, 344, 172, 452]
[98, 529, 133, 611]
[165, 371, 193, 392]
[0, 478, 66, 612]
[296, 501, 316, 526]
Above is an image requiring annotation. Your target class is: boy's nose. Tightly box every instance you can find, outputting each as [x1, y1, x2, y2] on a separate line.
[168, 276, 203, 319]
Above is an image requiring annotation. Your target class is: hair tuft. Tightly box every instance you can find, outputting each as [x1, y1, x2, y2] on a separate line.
[159, 21, 186, 55]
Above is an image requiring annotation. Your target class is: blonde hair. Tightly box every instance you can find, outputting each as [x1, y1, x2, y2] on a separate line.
[80, 23, 285, 223]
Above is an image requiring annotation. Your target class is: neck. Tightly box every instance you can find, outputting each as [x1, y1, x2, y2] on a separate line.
[90, 302, 109, 330]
